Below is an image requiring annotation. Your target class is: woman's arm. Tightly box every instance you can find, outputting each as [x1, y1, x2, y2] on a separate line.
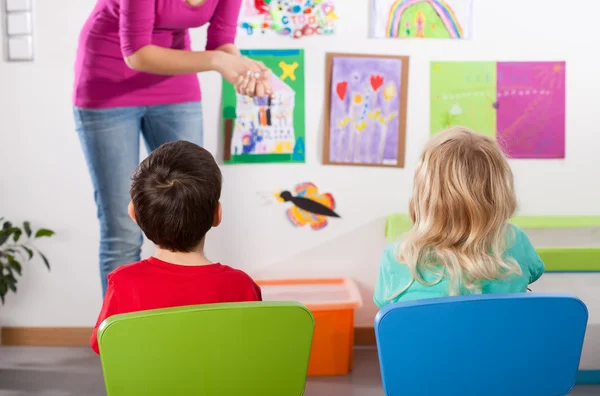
[120, 0, 267, 94]
[205, 0, 242, 51]
[215, 44, 241, 57]
[125, 46, 228, 75]
[119, 0, 235, 75]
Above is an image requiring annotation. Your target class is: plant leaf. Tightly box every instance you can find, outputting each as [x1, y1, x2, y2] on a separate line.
[2, 221, 12, 230]
[7, 255, 22, 276]
[0, 279, 7, 304]
[20, 246, 34, 259]
[0, 229, 8, 246]
[35, 229, 55, 238]
[5, 271, 17, 293]
[23, 221, 32, 237]
[39, 252, 50, 270]
[12, 229, 22, 242]
[0, 228, 18, 246]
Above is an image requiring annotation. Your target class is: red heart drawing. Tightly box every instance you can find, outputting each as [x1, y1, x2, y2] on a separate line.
[336, 81, 348, 101]
[370, 75, 384, 91]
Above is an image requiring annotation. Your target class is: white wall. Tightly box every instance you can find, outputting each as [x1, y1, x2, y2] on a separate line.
[1, 0, 599, 367]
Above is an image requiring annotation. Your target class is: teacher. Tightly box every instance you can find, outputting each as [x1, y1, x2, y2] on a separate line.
[73, 0, 270, 295]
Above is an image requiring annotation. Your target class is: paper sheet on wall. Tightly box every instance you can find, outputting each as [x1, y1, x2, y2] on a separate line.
[372, 0, 473, 39]
[238, 0, 337, 39]
[430, 61, 566, 159]
[222, 49, 305, 164]
[323, 54, 409, 168]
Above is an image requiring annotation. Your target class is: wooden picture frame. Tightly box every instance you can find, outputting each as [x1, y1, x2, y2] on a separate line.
[323, 53, 409, 168]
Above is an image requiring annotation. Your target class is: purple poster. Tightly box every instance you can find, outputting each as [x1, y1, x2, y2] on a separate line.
[496, 62, 566, 159]
[328, 56, 403, 166]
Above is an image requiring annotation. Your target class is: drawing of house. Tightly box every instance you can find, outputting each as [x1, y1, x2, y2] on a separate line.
[230, 73, 296, 156]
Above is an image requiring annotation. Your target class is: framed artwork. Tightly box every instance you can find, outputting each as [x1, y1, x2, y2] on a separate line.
[431, 61, 566, 159]
[323, 53, 409, 168]
[222, 49, 305, 164]
[371, 0, 473, 39]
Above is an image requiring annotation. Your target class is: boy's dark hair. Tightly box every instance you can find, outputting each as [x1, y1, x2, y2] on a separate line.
[130, 141, 222, 252]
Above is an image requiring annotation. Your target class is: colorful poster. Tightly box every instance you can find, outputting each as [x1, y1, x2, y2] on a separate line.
[222, 49, 305, 164]
[323, 54, 409, 168]
[238, 0, 337, 39]
[430, 61, 566, 159]
[372, 0, 473, 39]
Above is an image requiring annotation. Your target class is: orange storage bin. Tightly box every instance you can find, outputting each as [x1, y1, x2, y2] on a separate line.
[256, 278, 363, 376]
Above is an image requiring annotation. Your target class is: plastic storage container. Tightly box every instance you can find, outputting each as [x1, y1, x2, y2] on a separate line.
[256, 278, 363, 376]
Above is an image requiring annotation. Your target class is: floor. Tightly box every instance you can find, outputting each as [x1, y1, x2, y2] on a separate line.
[0, 347, 597, 395]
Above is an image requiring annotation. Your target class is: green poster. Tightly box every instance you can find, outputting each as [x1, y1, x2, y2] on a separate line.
[221, 49, 305, 164]
[430, 62, 496, 137]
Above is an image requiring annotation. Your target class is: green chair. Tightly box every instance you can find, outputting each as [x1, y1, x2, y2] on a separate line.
[98, 302, 314, 396]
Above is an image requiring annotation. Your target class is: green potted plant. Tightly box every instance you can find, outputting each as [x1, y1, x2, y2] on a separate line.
[0, 218, 54, 305]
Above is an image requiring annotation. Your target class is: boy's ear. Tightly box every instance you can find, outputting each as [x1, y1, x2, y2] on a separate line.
[213, 202, 222, 227]
[128, 201, 137, 224]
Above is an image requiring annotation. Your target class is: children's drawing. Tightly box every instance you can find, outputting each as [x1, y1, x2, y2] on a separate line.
[431, 61, 566, 159]
[277, 182, 340, 230]
[222, 49, 305, 164]
[496, 62, 566, 159]
[323, 54, 409, 168]
[372, 0, 473, 39]
[239, 0, 337, 39]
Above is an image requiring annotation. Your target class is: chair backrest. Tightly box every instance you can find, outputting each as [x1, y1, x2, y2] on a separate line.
[98, 301, 314, 396]
[375, 293, 588, 396]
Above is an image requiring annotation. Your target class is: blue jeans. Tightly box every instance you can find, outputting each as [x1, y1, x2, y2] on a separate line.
[73, 102, 204, 295]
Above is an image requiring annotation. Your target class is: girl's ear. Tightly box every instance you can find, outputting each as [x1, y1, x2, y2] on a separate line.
[213, 202, 222, 227]
[128, 201, 137, 224]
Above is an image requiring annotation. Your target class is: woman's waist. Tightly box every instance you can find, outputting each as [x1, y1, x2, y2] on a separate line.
[74, 67, 201, 108]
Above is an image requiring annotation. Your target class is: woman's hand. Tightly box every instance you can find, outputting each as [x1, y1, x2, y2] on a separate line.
[215, 52, 273, 98]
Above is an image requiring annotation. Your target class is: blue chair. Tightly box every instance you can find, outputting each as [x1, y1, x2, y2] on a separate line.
[375, 293, 588, 396]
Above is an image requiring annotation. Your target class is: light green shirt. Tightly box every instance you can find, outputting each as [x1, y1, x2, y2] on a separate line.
[374, 225, 545, 307]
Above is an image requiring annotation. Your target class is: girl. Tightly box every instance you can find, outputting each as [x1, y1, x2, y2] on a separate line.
[374, 127, 544, 307]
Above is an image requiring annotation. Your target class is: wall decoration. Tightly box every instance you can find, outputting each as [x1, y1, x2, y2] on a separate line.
[238, 0, 337, 39]
[431, 61, 566, 159]
[277, 182, 340, 230]
[222, 49, 305, 164]
[323, 53, 409, 168]
[372, 0, 473, 39]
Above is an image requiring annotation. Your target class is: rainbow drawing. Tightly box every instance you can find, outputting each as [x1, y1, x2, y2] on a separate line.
[372, 0, 473, 39]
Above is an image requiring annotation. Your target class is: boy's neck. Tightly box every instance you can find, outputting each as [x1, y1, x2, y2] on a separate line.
[154, 243, 212, 266]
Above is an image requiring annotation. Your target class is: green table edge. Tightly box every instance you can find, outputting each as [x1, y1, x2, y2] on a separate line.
[385, 214, 600, 272]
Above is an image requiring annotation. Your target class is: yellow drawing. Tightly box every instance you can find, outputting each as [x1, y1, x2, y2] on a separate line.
[337, 116, 351, 127]
[415, 10, 425, 38]
[367, 109, 397, 125]
[383, 83, 397, 101]
[355, 121, 367, 132]
[274, 141, 293, 153]
[353, 93, 363, 104]
[279, 61, 299, 81]
[368, 109, 381, 119]
[378, 111, 398, 125]
[326, 9, 339, 22]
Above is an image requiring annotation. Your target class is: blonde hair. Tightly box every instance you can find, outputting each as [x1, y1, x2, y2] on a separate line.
[390, 126, 521, 299]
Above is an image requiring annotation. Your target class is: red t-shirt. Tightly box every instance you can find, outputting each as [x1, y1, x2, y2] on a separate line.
[91, 257, 262, 354]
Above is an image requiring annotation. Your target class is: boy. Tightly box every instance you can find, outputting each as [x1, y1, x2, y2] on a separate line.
[91, 141, 262, 354]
